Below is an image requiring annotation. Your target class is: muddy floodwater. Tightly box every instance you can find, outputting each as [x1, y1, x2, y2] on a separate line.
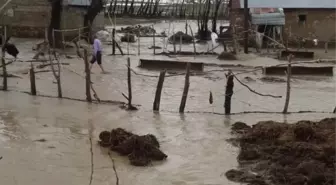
[0, 20, 335, 184]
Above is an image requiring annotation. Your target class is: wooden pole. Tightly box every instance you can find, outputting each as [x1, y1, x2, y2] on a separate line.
[138, 36, 140, 55]
[179, 35, 182, 52]
[112, 28, 116, 55]
[324, 42, 328, 53]
[2, 25, 7, 91]
[52, 29, 56, 49]
[179, 63, 190, 113]
[153, 70, 166, 111]
[243, 0, 249, 54]
[84, 49, 92, 102]
[127, 57, 132, 109]
[30, 65, 37, 95]
[224, 70, 234, 114]
[1, 57, 7, 91]
[153, 26, 156, 55]
[188, 24, 196, 55]
[283, 54, 292, 114]
[173, 32, 176, 54]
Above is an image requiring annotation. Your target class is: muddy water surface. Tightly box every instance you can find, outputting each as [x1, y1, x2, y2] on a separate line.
[0, 20, 335, 185]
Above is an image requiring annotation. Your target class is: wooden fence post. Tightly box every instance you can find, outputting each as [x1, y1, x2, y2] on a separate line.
[188, 24, 196, 56]
[224, 70, 234, 114]
[173, 32, 176, 54]
[2, 25, 7, 91]
[1, 57, 7, 91]
[127, 57, 133, 109]
[153, 26, 156, 55]
[179, 35, 182, 52]
[153, 70, 166, 111]
[283, 54, 292, 114]
[112, 28, 116, 55]
[138, 36, 140, 55]
[30, 65, 37, 95]
[179, 63, 191, 113]
[84, 49, 92, 102]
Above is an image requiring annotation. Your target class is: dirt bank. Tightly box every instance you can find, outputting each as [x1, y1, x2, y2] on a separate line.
[227, 117, 336, 185]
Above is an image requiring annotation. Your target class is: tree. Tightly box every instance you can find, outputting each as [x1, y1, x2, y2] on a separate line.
[48, 0, 62, 48]
[83, 0, 104, 43]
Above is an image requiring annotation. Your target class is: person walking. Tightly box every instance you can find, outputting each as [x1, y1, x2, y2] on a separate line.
[90, 35, 106, 73]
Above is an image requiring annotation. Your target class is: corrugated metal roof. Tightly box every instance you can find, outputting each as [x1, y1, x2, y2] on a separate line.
[233, 0, 336, 9]
[66, 0, 90, 6]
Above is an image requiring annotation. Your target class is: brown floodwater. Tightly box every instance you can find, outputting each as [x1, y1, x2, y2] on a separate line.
[0, 20, 335, 185]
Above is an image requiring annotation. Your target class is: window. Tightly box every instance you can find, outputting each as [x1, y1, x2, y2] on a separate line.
[298, 14, 307, 25]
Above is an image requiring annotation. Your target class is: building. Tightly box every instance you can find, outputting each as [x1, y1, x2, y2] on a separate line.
[230, 0, 336, 47]
[0, 0, 104, 38]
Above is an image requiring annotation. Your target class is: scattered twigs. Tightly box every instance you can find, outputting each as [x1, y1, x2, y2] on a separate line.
[233, 74, 282, 98]
[36, 62, 70, 69]
[283, 54, 293, 113]
[179, 63, 190, 113]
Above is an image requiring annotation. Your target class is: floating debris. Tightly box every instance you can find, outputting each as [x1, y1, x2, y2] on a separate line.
[98, 128, 167, 166]
[227, 118, 336, 185]
[118, 25, 156, 36]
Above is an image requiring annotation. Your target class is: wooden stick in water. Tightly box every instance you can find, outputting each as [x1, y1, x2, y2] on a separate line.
[283, 54, 293, 114]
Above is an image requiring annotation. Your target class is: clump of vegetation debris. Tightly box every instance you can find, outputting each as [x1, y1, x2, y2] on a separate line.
[99, 128, 167, 166]
[226, 117, 335, 185]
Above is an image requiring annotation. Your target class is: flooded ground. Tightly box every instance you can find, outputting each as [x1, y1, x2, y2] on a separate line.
[0, 19, 335, 184]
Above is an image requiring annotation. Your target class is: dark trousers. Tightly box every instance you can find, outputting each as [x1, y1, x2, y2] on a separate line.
[90, 51, 102, 65]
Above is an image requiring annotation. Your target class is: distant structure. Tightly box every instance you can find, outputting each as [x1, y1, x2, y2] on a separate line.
[229, 0, 336, 48]
[0, 0, 104, 38]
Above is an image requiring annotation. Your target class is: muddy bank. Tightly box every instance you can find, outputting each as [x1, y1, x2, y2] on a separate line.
[227, 117, 335, 185]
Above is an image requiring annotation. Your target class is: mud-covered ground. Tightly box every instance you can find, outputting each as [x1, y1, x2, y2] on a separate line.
[0, 19, 335, 184]
[227, 117, 335, 185]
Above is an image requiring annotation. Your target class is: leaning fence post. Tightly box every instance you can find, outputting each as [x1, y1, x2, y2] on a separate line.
[153, 70, 166, 111]
[224, 70, 234, 115]
[30, 65, 37, 95]
[179, 63, 191, 113]
[283, 54, 293, 114]
[84, 49, 92, 102]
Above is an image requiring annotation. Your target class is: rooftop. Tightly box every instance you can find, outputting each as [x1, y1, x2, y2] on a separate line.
[232, 0, 336, 9]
